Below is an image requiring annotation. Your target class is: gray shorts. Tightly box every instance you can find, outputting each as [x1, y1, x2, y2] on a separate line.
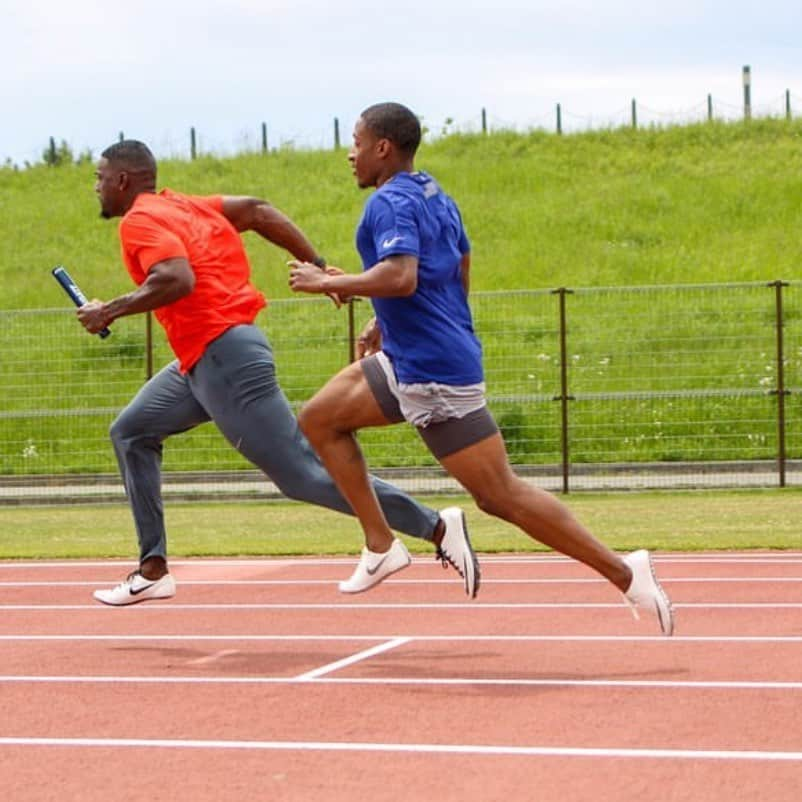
[361, 352, 499, 459]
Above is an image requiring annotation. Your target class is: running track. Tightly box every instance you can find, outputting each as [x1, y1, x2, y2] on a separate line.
[1, 552, 800, 801]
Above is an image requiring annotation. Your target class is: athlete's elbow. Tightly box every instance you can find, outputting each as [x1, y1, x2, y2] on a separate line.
[177, 271, 196, 296]
[163, 271, 195, 304]
[396, 275, 417, 296]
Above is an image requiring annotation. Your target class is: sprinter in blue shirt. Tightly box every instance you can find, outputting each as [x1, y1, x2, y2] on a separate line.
[289, 102, 673, 634]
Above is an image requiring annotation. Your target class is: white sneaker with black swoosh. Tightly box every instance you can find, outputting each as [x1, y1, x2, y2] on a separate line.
[93, 571, 176, 606]
[338, 538, 411, 594]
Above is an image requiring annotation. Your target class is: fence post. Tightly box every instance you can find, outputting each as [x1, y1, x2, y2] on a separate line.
[347, 299, 358, 363]
[743, 65, 751, 120]
[347, 299, 355, 363]
[707, 94, 713, 122]
[631, 98, 637, 129]
[145, 311, 154, 380]
[334, 117, 340, 149]
[261, 122, 268, 153]
[556, 103, 562, 135]
[190, 127, 197, 160]
[552, 287, 574, 493]
[481, 107, 487, 134]
[786, 90, 791, 121]
[769, 280, 790, 487]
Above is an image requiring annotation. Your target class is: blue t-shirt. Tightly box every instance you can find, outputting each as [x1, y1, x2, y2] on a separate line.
[355, 171, 483, 385]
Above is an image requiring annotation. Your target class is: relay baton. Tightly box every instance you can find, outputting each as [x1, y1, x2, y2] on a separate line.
[51, 265, 111, 339]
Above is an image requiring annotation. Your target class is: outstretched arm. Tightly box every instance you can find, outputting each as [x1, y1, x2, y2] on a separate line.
[222, 196, 342, 307]
[221, 196, 325, 265]
[289, 254, 418, 299]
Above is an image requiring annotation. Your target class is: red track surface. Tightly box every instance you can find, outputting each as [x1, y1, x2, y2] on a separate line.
[1, 552, 801, 801]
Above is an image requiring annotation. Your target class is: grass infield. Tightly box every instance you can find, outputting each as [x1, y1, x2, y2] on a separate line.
[1, 489, 800, 559]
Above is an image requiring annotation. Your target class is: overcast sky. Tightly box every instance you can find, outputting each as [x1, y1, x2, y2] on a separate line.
[2, 0, 800, 165]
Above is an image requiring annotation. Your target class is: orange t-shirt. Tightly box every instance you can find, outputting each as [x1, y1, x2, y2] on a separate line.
[119, 189, 266, 372]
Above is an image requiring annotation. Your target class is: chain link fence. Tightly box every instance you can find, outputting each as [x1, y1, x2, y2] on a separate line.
[2, 281, 801, 503]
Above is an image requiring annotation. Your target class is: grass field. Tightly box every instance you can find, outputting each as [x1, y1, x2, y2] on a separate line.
[2, 118, 802, 309]
[1, 489, 800, 559]
[3, 119, 802, 482]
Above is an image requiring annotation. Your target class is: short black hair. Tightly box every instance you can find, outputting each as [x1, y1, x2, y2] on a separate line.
[360, 102, 421, 156]
[100, 140, 157, 175]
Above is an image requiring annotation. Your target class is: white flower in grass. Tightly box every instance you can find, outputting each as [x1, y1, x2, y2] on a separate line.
[22, 439, 38, 459]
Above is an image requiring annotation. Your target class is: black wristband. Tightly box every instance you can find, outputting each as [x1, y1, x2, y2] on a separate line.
[312, 256, 326, 268]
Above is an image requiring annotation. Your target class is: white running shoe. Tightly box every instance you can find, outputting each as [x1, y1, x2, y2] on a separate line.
[93, 571, 176, 606]
[623, 550, 674, 636]
[437, 507, 480, 599]
[339, 538, 412, 594]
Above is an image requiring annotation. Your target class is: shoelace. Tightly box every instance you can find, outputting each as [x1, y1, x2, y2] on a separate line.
[435, 547, 464, 577]
[112, 570, 142, 591]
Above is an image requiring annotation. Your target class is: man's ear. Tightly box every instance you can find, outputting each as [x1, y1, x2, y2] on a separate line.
[117, 170, 130, 190]
[376, 138, 391, 159]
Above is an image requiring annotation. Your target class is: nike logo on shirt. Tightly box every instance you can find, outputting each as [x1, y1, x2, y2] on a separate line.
[381, 236, 403, 249]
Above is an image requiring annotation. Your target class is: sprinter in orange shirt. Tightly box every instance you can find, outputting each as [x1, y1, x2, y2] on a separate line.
[78, 139, 477, 605]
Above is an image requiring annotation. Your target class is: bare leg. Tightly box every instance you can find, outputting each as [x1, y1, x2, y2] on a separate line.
[439, 432, 632, 591]
[298, 361, 398, 553]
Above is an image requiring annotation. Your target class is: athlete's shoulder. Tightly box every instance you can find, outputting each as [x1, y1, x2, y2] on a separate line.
[155, 188, 216, 212]
[120, 191, 184, 239]
[384, 171, 437, 195]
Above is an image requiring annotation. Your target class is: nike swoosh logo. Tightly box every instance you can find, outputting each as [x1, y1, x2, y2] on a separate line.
[130, 580, 159, 595]
[366, 554, 390, 576]
[381, 236, 403, 249]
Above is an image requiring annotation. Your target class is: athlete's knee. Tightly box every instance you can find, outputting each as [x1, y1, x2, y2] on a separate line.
[297, 399, 330, 444]
[470, 474, 526, 521]
[109, 410, 160, 456]
[472, 491, 506, 519]
[109, 410, 139, 446]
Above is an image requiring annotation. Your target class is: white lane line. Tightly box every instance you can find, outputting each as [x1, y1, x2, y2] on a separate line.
[185, 650, 239, 667]
[295, 637, 410, 680]
[0, 736, 800, 761]
[2, 576, 801, 587]
[1, 554, 801, 569]
[2, 676, 802, 690]
[1, 602, 801, 610]
[1, 634, 801, 642]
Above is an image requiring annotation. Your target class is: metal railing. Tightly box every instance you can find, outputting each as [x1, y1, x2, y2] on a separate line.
[2, 281, 801, 502]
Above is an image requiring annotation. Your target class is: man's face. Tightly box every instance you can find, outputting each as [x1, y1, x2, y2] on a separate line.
[94, 157, 125, 219]
[348, 118, 383, 189]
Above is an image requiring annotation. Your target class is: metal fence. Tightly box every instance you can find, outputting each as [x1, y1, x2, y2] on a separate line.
[2, 281, 801, 503]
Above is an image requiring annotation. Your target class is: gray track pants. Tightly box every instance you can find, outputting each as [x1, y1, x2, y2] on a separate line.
[110, 324, 438, 562]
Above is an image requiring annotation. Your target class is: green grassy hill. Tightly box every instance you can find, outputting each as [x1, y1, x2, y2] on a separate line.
[2, 118, 802, 310]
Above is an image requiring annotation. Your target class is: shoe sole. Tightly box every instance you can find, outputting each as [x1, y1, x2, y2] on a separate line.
[439, 510, 481, 599]
[460, 511, 481, 599]
[644, 553, 674, 636]
[93, 591, 175, 607]
[338, 558, 411, 594]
